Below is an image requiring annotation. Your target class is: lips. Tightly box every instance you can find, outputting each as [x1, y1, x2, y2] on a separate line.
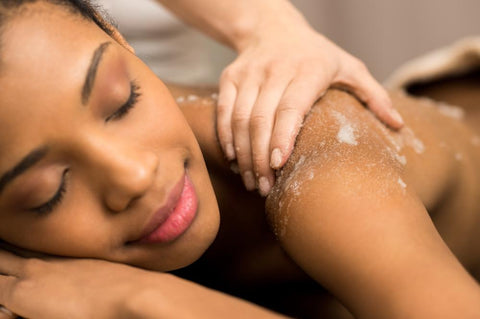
[134, 173, 198, 244]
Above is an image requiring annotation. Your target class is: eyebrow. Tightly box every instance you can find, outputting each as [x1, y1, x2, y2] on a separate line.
[81, 41, 111, 105]
[0, 43, 113, 195]
[0, 147, 49, 195]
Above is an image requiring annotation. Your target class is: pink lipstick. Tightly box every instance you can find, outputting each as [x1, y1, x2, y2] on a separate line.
[136, 174, 198, 244]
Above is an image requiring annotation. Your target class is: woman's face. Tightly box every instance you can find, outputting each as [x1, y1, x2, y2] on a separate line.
[0, 2, 220, 271]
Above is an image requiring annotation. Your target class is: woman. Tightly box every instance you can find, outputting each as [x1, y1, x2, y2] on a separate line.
[0, 1, 479, 318]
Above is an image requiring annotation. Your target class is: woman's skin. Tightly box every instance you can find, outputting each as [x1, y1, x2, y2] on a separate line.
[0, 2, 480, 318]
[171, 77, 480, 318]
[0, 3, 220, 272]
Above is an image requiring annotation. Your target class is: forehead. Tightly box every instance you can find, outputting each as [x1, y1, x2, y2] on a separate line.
[1, 2, 108, 77]
[0, 2, 112, 166]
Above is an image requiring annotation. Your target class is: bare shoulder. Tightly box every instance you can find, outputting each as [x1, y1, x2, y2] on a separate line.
[263, 90, 480, 317]
[266, 89, 457, 236]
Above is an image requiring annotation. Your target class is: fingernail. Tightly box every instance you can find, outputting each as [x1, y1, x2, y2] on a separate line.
[270, 148, 282, 169]
[225, 143, 235, 160]
[243, 171, 256, 191]
[392, 109, 404, 125]
[230, 162, 240, 174]
[258, 177, 271, 196]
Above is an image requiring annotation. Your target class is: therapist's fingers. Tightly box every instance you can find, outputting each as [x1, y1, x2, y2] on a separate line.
[232, 82, 260, 191]
[249, 76, 290, 196]
[334, 57, 404, 129]
[270, 74, 328, 170]
[217, 77, 238, 160]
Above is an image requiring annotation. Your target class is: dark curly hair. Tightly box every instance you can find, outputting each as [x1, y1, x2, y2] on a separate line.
[0, 0, 115, 37]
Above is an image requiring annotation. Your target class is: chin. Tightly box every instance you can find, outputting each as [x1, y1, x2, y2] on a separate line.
[137, 232, 218, 272]
[131, 202, 220, 272]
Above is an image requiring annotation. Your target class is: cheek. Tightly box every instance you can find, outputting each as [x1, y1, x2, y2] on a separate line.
[0, 198, 113, 258]
[37, 184, 117, 257]
[133, 79, 196, 151]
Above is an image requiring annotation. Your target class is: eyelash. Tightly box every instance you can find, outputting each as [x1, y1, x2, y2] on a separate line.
[31, 169, 69, 215]
[29, 83, 141, 215]
[105, 81, 141, 122]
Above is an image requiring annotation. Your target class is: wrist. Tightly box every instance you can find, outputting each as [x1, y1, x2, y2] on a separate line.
[121, 273, 175, 319]
[122, 288, 167, 319]
[230, 0, 310, 52]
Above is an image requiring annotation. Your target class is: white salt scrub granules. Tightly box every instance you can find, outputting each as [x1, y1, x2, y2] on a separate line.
[397, 177, 407, 189]
[187, 94, 199, 102]
[436, 103, 465, 120]
[176, 96, 185, 104]
[332, 110, 358, 146]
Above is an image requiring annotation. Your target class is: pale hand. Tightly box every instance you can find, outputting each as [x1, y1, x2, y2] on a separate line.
[216, 28, 404, 196]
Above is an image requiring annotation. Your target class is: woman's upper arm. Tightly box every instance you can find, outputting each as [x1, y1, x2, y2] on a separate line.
[167, 84, 227, 167]
[266, 90, 480, 318]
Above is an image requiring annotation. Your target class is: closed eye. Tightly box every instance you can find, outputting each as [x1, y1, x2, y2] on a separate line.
[106, 81, 141, 122]
[30, 169, 69, 215]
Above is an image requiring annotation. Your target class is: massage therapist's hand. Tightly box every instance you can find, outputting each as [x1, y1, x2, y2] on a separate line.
[157, 0, 404, 195]
[0, 249, 155, 319]
[217, 29, 404, 195]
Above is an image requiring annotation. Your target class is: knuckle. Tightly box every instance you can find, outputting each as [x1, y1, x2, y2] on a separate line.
[275, 134, 293, 151]
[232, 111, 250, 128]
[221, 67, 241, 84]
[216, 102, 231, 118]
[216, 124, 230, 140]
[22, 258, 44, 275]
[252, 153, 269, 170]
[264, 62, 288, 78]
[249, 113, 269, 131]
[273, 130, 290, 144]
[244, 63, 258, 75]
[277, 103, 300, 116]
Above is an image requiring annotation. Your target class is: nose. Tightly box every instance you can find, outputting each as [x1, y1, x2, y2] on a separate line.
[103, 151, 158, 212]
[82, 135, 159, 212]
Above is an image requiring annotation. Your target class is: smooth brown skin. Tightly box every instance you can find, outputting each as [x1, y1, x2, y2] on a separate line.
[172, 74, 480, 318]
[0, 2, 480, 319]
[266, 90, 480, 318]
[166, 79, 480, 318]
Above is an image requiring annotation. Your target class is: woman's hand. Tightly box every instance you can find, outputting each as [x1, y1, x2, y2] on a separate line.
[0, 249, 285, 318]
[0, 249, 151, 319]
[217, 29, 404, 196]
